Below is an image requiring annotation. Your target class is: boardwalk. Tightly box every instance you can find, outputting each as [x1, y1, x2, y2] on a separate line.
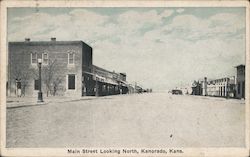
[6, 93, 245, 147]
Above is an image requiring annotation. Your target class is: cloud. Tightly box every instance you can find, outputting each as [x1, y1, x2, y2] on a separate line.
[209, 13, 245, 35]
[8, 9, 110, 42]
[160, 12, 245, 41]
[69, 9, 109, 27]
[8, 8, 245, 90]
[176, 8, 185, 13]
[114, 9, 173, 37]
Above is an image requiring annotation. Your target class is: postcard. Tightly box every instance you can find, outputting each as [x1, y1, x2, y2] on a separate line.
[0, 0, 249, 156]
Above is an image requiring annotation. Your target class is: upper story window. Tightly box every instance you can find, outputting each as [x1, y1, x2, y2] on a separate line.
[68, 52, 75, 65]
[31, 52, 37, 65]
[42, 53, 48, 65]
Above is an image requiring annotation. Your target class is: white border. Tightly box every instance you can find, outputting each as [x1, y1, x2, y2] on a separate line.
[0, 0, 249, 7]
[0, 0, 249, 157]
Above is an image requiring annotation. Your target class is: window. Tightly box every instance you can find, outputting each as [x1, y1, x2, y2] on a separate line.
[43, 53, 48, 65]
[34, 79, 39, 90]
[68, 74, 75, 90]
[68, 52, 75, 65]
[31, 53, 37, 64]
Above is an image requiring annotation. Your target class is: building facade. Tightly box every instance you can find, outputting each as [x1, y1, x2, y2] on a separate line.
[83, 65, 128, 96]
[191, 80, 203, 95]
[8, 38, 129, 97]
[206, 77, 236, 98]
[235, 65, 245, 99]
[191, 64, 245, 99]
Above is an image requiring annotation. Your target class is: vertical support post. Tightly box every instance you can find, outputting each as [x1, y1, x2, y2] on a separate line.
[225, 79, 228, 98]
[119, 83, 122, 94]
[95, 77, 99, 97]
[204, 77, 207, 96]
[37, 59, 43, 103]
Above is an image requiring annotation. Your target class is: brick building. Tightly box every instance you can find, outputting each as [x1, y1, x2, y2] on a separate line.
[8, 38, 128, 97]
[235, 64, 245, 99]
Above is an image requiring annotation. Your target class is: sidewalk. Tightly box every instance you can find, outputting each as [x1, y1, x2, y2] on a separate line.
[6, 96, 97, 109]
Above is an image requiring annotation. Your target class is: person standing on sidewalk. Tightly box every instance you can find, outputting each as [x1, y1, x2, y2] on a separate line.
[16, 79, 22, 97]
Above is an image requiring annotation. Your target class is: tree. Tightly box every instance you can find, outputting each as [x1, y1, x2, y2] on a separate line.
[10, 52, 32, 97]
[42, 59, 62, 97]
[12, 64, 31, 96]
[52, 77, 62, 96]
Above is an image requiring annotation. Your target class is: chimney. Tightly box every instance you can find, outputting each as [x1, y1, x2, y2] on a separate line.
[51, 37, 56, 41]
[25, 38, 30, 42]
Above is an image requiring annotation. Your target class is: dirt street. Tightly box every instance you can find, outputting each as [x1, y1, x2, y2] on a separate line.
[6, 93, 245, 147]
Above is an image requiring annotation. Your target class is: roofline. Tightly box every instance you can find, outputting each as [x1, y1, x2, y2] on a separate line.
[93, 65, 114, 74]
[234, 64, 245, 68]
[8, 40, 92, 48]
[196, 76, 235, 82]
[93, 65, 126, 76]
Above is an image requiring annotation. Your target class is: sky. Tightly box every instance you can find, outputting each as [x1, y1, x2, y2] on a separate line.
[7, 7, 246, 90]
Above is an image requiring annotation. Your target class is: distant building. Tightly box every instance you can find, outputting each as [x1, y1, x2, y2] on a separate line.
[235, 65, 245, 99]
[135, 85, 143, 93]
[127, 84, 135, 94]
[206, 76, 236, 98]
[191, 80, 202, 95]
[88, 65, 128, 96]
[191, 64, 245, 99]
[8, 38, 129, 97]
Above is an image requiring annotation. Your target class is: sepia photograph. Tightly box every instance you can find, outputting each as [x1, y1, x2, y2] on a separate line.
[0, 0, 249, 156]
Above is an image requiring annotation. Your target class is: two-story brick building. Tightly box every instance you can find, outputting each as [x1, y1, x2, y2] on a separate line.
[8, 38, 129, 97]
[235, 64, 245, 99]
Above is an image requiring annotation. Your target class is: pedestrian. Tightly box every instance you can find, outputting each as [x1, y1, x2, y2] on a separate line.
[16, 80, 21, 97]
[17, 88, 21, 97]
